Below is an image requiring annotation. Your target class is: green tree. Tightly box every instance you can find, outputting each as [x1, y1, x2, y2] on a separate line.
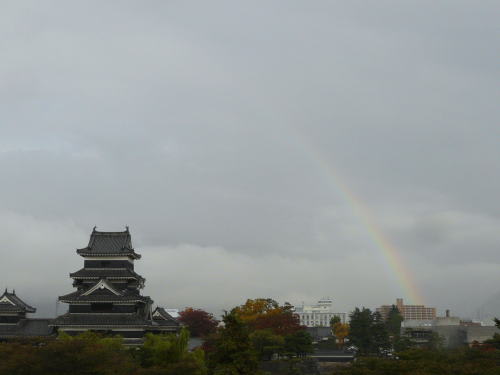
[0, 332, 137, 375]
[249, 329, 284, 360]
[138, 328, 207, 375]
[337, 347, 500, 375]
[372, 312, 391, 353]
[348, 308, 390, 355]
[385, 305, 403, 338]
[483, 333, 500, 350]
[284, 330, 313, 358]
[207, 311, 261, 375]
[348, 307, 373, 355]
[393, 336, 415, 352]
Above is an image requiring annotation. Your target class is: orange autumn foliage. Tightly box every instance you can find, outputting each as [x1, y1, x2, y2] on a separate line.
[232, 298, 303, 336]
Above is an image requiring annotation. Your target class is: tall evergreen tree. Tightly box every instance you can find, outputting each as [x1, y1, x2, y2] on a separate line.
[372, 312, 391, 353]
[385, 305, 403, 338]
[348, 308, 373, 355]
[348, 308, 390, 355]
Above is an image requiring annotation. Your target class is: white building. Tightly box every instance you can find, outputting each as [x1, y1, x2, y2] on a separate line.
[293, 298, 347, 327]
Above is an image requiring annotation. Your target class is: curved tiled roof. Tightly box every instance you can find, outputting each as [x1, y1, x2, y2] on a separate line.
[153, 307, 180, 326]
[76, 228, 141, 259]
[0, 290, 36, 313]
[59, 290, 152, 304]
[70, 268, 145, 282]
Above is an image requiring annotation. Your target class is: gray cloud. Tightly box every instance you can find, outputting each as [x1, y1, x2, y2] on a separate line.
[0, 0, 499, 320]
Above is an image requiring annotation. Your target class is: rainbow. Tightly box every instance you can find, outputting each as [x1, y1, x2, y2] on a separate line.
[290, 129, 424, 305]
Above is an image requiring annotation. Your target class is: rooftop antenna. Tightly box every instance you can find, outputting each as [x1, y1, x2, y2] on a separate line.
[12, 289, 15, 295]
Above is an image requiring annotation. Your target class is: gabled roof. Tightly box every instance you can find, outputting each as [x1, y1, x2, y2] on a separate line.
[82, 279, 121, 296]
[153, 307, 180, 326]
[0, 290, 36, 314]
[59, 285, 151, 304]
[76, 227, 141, 259]
[153, 307, 175, 320]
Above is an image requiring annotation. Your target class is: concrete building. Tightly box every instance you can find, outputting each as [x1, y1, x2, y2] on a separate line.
[294, 298, 347, 327]
[377, 298, 436, 321]
[434, 310, 460, 326]
[400, 310, 500, 348]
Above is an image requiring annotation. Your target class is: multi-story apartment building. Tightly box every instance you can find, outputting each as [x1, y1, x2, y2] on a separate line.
[377, 298, 436, 321]
[294, 298, 347, 327]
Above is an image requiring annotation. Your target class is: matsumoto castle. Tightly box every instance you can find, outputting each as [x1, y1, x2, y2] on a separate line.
[0, 228, 180, 344]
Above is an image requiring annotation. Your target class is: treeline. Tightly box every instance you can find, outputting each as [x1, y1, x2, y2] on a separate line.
[335, 348, 500, 375]
[0, 330, 203, 375]
[334, 313, 500, 375]
[196, 298, 313, 374]
[347, 308, 500, 355]
[0, 302, 498, 375]
[0, 298, 312, 375]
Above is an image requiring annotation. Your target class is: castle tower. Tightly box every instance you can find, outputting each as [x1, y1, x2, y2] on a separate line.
[51, 228, 179, 344]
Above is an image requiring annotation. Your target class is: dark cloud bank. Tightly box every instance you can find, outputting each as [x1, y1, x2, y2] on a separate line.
[0, 1, 499, 320]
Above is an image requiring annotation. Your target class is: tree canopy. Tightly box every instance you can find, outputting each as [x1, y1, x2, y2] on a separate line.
[206, 311, 261, 375]
[348, 307, 390, 355]
[232, 298, 302, 336]
[385, 305, 403, 338]
[337, 347, 500, 375]
[179, 307, 219, 338]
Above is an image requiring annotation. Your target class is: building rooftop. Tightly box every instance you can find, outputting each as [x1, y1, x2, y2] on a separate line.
[59, 288, 152, 304]
[0, 289, 36, 314]
[70, 268, 145, 282]
[0, 319, 54, 338]
[76, 227, 141, 259]
[153, 307, 179, 321]
[153, 307, 180, 327]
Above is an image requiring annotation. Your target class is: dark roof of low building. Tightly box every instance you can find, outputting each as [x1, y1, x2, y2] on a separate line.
[153, 307, 180, 326]
[76, 228, 141, 259]
[0, 290, 36, 314]
[0, 319, 54, 338]
[70, 268, 145, 282]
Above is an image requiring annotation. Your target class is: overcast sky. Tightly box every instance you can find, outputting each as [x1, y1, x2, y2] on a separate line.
[1, 1, 499, 320]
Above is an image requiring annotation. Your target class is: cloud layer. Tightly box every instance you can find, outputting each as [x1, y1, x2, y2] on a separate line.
[0, 1, 498, 320]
